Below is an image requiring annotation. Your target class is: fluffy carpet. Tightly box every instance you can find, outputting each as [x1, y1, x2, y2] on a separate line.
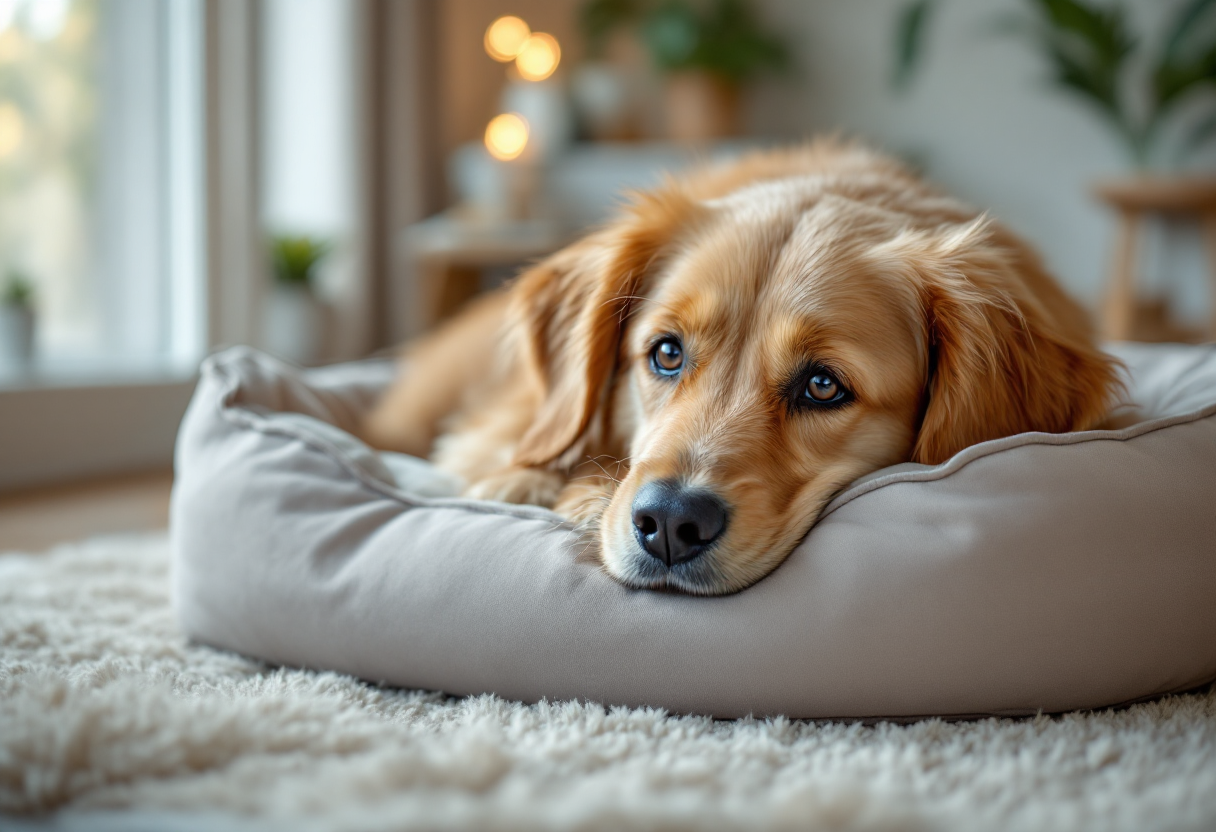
[1, 535, 1214, 832]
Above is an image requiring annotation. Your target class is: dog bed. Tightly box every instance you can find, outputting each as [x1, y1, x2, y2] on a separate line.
[170, 342, 1216, 720]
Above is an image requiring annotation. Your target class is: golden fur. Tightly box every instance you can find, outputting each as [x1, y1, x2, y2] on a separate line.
[363, 140, 1121, 595]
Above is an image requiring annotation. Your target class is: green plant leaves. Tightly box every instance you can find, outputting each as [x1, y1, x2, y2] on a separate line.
[893, 0, 936, 93]
[635, 0, 788, 83]
[1160, 0, 1216, 67]
[642, 1, 701, 69]
[996, 0, 1139, 161]
[1153, 0, 1216, 118]
[2, 270, 33, 307]
[270, 236, 331, 288]
[993, 0, 1216, 166]
[1028, 0, 1135, 123]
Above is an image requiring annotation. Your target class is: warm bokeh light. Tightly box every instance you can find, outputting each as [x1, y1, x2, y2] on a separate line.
[484, 112, 529, 161]
[515, 32, 560, 81]
[0, 103, 25, 158]
[484, 15, 530, 62]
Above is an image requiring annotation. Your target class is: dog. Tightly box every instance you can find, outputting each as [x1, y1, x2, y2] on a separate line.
[363, 140, 1121, 595]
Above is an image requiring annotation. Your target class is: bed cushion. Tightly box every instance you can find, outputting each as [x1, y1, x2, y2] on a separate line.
[170, 342, 1216, 719]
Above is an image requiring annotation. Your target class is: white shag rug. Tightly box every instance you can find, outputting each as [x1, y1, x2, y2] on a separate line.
[1, 535, 1215, 832]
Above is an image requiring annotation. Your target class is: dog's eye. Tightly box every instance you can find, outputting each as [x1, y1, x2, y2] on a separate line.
[803, 370, 847, 404]
[806, 373, 839, 401]
[650, 338, 684, 376]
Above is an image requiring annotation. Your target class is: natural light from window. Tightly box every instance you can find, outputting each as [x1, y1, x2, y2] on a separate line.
[0, 0, 202, 379]
[0, 0, 100, 358]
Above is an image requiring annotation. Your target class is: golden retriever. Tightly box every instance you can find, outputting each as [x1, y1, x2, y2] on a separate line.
[363, 140, 1121, 595]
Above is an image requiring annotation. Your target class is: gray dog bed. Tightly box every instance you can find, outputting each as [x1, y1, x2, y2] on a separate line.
[170, 342, 1216, 719]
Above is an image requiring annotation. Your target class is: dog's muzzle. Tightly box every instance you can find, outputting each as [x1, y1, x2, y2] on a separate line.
[630, 479, 728, 567]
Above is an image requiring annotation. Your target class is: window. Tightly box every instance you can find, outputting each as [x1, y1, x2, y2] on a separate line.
[0, 0, 206, 490]
[0, 0, 100, 357]
[0, 0, 399, 490]
[0, 0, 203, 375]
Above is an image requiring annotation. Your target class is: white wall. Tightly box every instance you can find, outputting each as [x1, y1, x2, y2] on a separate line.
[261, 0, 354, 235]
[749, 0, 1215, 324]
[260, 0, 369, 359]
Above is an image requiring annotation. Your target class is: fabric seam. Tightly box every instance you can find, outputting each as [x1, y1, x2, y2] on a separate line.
[198, 347, 1216, 528]
[203, 350, 575, 529]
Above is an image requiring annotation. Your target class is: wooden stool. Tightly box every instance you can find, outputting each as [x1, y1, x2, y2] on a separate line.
[1094, 177, 1216, 341]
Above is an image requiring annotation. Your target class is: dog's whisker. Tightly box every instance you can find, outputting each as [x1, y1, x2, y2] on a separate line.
[567, 474, 619, 485]
[596, 293, 648, 313]
[576, 454, 629, 486]
[586, 453, 633, 466]
[582, 456, 624, 486]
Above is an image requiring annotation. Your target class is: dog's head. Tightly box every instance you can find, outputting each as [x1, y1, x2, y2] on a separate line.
[510, 150, 1119, 594]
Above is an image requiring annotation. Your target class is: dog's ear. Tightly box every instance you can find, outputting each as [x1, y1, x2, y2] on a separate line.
[511, 189, 701, 467]
[899, 218, 1122, 465]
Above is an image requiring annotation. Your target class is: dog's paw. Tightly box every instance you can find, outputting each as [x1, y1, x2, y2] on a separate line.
[553, 479, 614, 530]
[464, 467, 565, 508]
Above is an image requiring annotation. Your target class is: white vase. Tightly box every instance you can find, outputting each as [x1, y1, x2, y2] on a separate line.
[0, 303, 35, 365]
[450, 143, 546, 221]
[500, 78, 573, 160]
[263, 284, 325, 365]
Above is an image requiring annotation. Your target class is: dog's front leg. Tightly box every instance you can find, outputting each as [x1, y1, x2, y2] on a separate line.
[552, 458, 623, 528]
[463, 466, 566, 508]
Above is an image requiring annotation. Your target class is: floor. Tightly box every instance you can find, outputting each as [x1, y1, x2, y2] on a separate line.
[0, 469, 173, 553]
[6, 533, 1215, 830]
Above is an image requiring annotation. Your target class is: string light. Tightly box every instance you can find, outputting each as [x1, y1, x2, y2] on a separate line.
[515, 32, 560, 81]
[484, 112, 529, 161]
[484, 15, 530, 62]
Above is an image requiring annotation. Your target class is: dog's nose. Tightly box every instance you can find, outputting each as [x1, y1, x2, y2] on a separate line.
[631, 479, 728, 566]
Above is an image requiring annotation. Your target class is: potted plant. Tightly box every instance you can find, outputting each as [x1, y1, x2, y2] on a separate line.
[996, 0, 1216, 338]
[0, 271, 36, 365]
[997, 0, 1216, 170]
[647, 0, 788, 141]
[895, 0, 1216, 338]
[894, 0, 1216, 167]
[264, 235, 330, 365]
[579, 0, 789, 142]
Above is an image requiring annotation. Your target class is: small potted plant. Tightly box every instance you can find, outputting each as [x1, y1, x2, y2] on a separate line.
[642, 0, 788, 142]
[577, 0, 789, 143]
[264, 234, 330, 365]
[0, 270, 36, 365]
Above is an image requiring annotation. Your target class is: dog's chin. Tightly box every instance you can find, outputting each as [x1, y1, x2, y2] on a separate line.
[607, 556, 729, 595]
[599, 539, 744, 596]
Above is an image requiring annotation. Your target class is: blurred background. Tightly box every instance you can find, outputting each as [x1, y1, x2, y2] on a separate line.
[2, 0, 1215, 540]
